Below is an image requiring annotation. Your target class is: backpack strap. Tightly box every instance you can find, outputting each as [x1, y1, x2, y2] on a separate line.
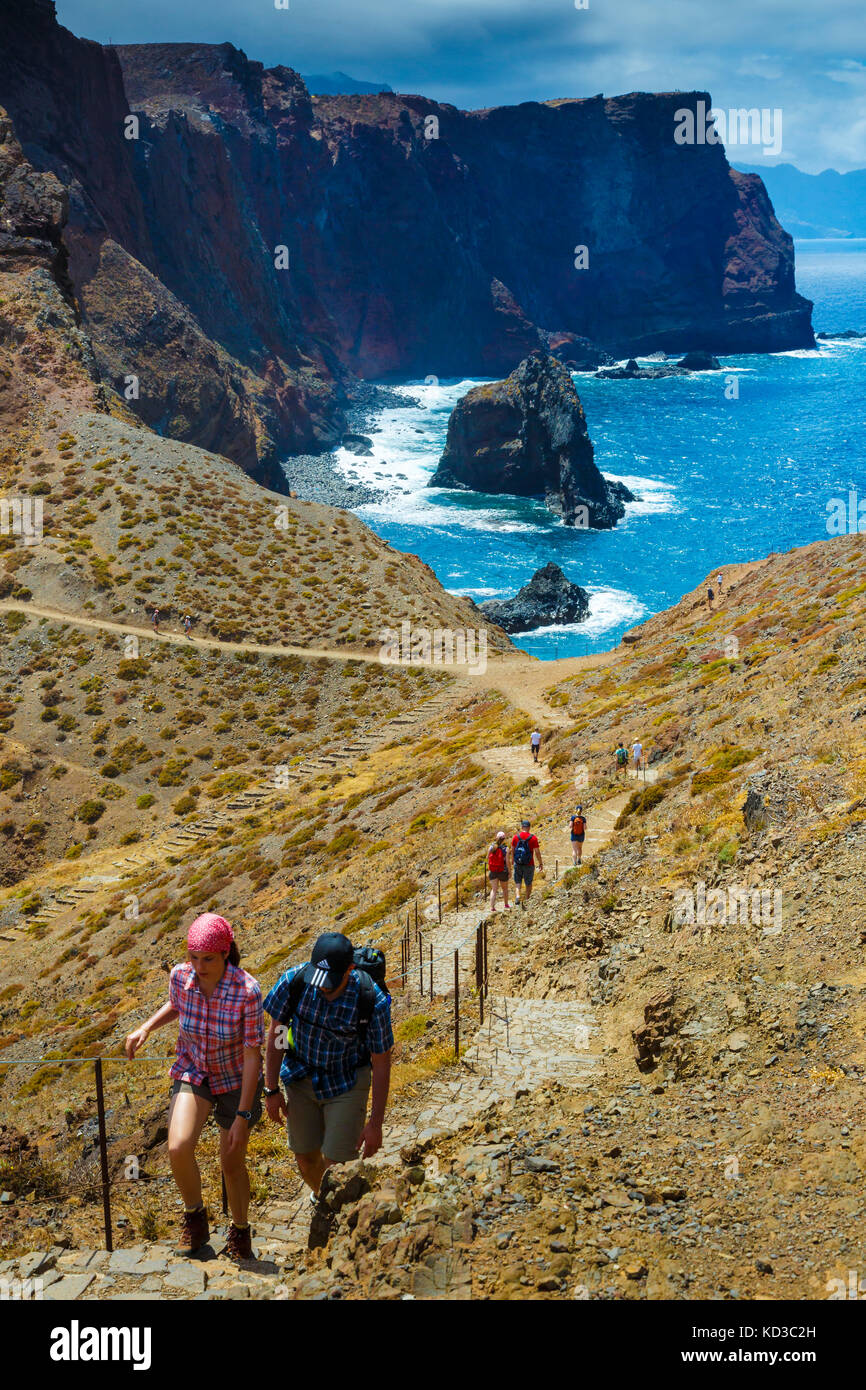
[356, 972, 378, 1030]
[280, 963, 313, 1024]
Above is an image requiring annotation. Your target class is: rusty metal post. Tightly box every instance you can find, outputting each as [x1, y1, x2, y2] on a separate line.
[429, 943, 434, 1000]
[418, 932, 423, 995]
[455, 872, 459, 910]
[94, 1058, 113, 1252]
[483, 918, 489, 995]
[437, 876, 442, 923]
[454, 950, 460, 1058]
[555, 858, 559, 881]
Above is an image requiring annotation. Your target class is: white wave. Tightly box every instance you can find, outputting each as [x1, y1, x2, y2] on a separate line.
[508, 585, 647, 639]
[605, 472, 679, 516]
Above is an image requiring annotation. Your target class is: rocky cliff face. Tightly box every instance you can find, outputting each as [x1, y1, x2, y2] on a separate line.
[431, 354, 632, 527]
[0, 1, 813, 489]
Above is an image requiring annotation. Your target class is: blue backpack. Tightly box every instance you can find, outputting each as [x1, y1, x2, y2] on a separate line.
[513, 833, 533, 867]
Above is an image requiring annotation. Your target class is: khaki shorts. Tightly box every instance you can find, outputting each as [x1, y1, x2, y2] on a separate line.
[170, 1077, 263, 1130]
[285, 1066, 371, 1162]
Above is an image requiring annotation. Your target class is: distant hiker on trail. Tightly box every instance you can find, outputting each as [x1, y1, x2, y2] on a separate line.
[512, 818, 543, 907]
[263, 932, 393, 1222]
[717, 572, 723, 596]
[182, 613, 192, 637]
[487, 830, 511, 911]
[151, 606, 160, 634]
[124, 913, 264, 1263]
[615, 740, 628, 778]
[707, 586, 714, 611]
[632, 739, 644, 776]
[530, 729, 542, 763]
[570, 807, 587, 865]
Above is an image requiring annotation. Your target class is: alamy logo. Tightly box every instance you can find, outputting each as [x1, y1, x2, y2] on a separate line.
[49, 1321, 152, 1370]
[674, 100, 782, 157]
[0, 496, 43, 545]
[827, 1270, 866, 1299]
[826, 491, 866, 535]
[1, 1276, 43, 1300]
[379, 622, 487, 675]
[672, 879, 782, 935]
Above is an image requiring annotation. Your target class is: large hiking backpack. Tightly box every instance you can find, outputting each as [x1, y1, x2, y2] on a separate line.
[488, 843, 507, 873]
[512, 833, 533, 867]
[279, 946, 388, 1048]
[616, 747, 628, 765]
[571, 814, 586, 836]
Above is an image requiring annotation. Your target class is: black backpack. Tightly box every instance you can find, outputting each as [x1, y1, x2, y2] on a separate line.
[280, 946, 388, 1043]
[513, 833, 533, 867]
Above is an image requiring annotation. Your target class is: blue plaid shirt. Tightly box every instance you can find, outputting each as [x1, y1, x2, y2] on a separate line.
[263, 965, 394, 1100]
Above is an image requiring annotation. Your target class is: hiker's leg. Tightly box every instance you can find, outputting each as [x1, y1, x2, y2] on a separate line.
[167, 1086, 212, 1210]
[286, 1079, 327, 1193]
[217, 1086, 262, 1226]
[218, 1122, 251, 1227]
[296, 1149, 332, 1196]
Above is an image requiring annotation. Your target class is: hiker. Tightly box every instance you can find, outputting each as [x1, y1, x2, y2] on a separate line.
[151, 606, 160, 634]
[530, 729, 542, 763]
[570, 806, 587, 865]
[707, 586, 714, 611]
[512, 818, 543, 907]
[487, 830, 511, 911]
[717, 571, 723, 597]
[263, 932, 393, 1209]
[632, 738, 644, 776]
[615, 740, 628, 778]
[183, 613, 192, 637]
[124, 913, 264, 1262]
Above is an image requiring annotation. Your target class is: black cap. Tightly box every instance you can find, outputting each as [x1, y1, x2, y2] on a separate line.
[309, 932, 354, 990]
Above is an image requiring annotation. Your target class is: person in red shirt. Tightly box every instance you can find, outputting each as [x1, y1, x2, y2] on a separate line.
[125, 913, 263, 1262]
[512, 819, 543, 908]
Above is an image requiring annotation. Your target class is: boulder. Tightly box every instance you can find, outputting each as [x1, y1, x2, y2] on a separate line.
[677, 350, 722, 370]
[429, 353, 633, 528]
[481, 563, 590, 633]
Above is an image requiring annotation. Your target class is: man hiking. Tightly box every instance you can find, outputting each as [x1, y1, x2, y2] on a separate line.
[716, 571, 723, 597]
[512, 818, 543, 907]
[615, 740, 628, 778]
[569, 806, 587, 865]
[263, 932, 393, 1211]
[182, 613, 193, 637]
[707, 585, 714, 611]
[530, 729, 542, 763]
[151, 606, 160, 634]
[487, 830, 511, 912]
[632, 738, 644, 776]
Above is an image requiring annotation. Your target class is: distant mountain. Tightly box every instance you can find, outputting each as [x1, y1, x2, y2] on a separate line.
[735, 162, 866, 238]
[302, 70, 392, 95]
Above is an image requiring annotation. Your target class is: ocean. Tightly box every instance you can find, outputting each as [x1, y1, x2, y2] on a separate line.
[331, 240, 866, 658]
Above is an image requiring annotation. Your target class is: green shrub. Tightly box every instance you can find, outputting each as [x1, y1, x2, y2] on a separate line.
[77, 799, 106, 824]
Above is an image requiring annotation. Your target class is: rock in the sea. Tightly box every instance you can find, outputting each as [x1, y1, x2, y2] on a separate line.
[596, 351, 721, 379]
[677, 351, 722, 370]
[481, 563, 589, 633]
[817, 329, 864, 340]
[429, 354, 633, 528]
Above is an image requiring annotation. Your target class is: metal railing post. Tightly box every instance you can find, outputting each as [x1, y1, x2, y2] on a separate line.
[437, 876, 442, 923]
[454, 950, 459, 1059]
[94, 1058, 113, 1252]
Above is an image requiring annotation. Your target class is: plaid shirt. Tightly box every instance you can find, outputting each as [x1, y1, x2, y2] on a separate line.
[263, 966, 394, 1100]
[169, 962, 264, 1094]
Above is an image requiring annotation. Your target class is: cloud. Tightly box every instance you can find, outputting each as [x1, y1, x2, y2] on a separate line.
[55, 0, 866, 170]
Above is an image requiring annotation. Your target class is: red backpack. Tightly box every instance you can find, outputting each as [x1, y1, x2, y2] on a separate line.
[488, 842, 507, 873]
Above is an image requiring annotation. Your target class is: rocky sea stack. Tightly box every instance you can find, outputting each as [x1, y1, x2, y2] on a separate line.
[481, 562, 590, 633]
[429, 354, 633, 527]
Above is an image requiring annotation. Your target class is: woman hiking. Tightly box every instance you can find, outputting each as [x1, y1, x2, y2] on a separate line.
[487, 830, 511, 912]
[124, 913, 264, 1262]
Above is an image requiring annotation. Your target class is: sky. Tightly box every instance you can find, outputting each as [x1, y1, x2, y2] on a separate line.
[56, 0, 866, 172]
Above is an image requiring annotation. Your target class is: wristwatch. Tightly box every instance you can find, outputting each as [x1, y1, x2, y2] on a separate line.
[236, 1109, 253, 1122]
[263, 1086, 280, 1097]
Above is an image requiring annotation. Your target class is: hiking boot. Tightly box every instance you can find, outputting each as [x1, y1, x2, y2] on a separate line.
[176, 1205, 209, 1257]
[225, 1222, 254, 1263]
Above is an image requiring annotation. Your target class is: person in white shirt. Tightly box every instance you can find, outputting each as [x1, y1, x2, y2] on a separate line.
[632, 740, 643, 774]
[530, 730, 541, 763]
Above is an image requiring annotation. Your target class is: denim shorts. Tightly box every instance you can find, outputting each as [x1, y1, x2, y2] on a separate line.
[513, 863, 535, 886]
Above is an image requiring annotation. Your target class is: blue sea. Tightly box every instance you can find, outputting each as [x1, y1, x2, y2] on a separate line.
[332, 239, 866, 658]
